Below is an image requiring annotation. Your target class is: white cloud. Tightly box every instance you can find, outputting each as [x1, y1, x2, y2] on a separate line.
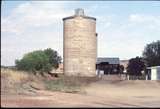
[96, 15, 114, 33]
[1, 1, 74, 66]
[2, 1, 73, 34]
[129, 14, 160, 26]
[129, 14, 143, 22]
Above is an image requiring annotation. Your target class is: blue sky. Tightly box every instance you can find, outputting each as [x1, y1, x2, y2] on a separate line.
[1, 1, 160, 66]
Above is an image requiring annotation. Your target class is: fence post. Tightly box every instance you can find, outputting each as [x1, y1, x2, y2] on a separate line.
[146, 75, 148, 80]
[127, 75, 129, 80]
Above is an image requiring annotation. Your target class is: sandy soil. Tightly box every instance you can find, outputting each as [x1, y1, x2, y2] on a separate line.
[1, 80, 160, 107]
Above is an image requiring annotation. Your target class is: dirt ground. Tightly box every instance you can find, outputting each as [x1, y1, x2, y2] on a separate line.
[1, 80, 160, 108]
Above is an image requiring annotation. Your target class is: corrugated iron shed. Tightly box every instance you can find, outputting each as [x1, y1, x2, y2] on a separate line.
[97, 57, 120, 65]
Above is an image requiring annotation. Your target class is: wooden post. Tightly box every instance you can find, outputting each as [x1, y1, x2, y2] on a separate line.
[127, 75, 129, 80]
[146, 75, 148, 80]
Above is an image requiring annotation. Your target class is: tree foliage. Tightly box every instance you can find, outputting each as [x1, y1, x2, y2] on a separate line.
[143, 40, 160, 67]
[119, 65, 124, 74]
[44, 48, 62, 69]
[15, 48, 62, 75]
[127, 57, 146, 76]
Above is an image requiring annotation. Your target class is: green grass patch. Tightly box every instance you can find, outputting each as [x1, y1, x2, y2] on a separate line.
[44, 76, 99, 93]
[44, 77, 81, 93]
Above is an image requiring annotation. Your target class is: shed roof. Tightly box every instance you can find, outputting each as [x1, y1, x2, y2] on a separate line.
[97, 57, 120, 65]
[147, 66, 160, 69]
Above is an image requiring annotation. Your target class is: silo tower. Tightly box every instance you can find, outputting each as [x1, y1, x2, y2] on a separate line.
[63, 8, 97, 77]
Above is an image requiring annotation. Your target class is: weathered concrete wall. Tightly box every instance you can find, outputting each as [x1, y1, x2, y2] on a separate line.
[63, 9, 97, 77]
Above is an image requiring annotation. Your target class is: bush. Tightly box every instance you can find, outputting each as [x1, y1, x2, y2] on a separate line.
[15, 48, 61, 75]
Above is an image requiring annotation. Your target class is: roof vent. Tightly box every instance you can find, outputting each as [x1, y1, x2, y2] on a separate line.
[75, 8, 84, 16]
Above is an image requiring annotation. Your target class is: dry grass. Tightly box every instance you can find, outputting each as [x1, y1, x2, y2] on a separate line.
[1, 68, 45, 95]
[1, 68, 99, 95]
[1, 68, 29, 83]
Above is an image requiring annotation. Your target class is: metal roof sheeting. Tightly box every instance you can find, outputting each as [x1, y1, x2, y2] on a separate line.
[97, 57, 120, 65]
[147, 66, 160, 69]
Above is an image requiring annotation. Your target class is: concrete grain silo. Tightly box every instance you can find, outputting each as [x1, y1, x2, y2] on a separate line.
[63, 8, 97, 77]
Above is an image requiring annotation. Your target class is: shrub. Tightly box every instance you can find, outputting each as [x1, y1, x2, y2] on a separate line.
[15, 48, 61, 75]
